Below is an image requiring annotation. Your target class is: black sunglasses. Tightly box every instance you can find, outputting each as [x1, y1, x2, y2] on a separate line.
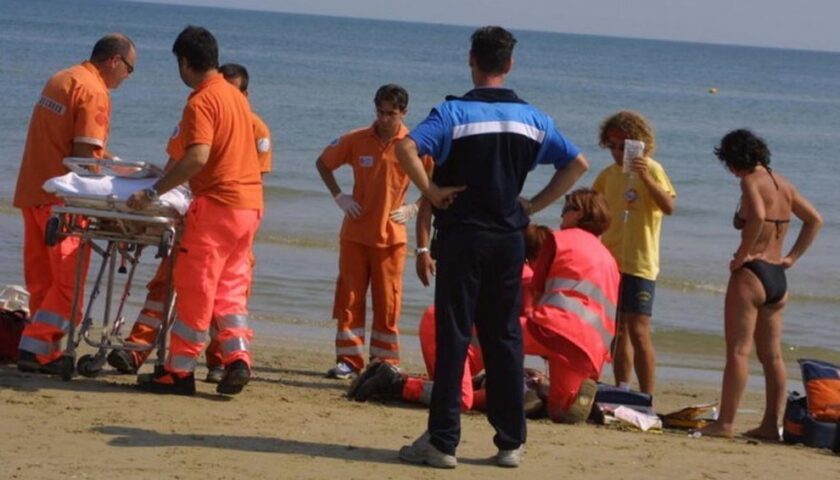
[119, 55, 134, 74]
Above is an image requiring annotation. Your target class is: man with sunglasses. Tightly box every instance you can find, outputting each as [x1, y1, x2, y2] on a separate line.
[15, 33, 136, 373]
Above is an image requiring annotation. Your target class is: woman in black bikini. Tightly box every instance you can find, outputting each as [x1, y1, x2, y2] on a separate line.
[701, 129, 822, 440]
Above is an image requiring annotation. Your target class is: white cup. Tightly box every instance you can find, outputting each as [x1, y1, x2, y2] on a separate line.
[622, 139, 645, 174]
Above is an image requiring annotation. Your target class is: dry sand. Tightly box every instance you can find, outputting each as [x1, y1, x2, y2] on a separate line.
[2, 335, 839, 480]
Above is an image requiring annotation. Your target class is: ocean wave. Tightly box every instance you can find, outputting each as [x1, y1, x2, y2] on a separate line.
[255, 231, 337, 249]
[659, 275, 840, 304]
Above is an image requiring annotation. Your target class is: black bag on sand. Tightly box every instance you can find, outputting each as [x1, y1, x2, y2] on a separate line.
[0, 309, 27, 363]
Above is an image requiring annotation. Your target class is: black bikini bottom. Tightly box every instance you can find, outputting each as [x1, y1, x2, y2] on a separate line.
[742, 260, 787, 305]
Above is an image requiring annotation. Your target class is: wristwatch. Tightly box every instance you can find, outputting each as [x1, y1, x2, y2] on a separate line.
[143, 187, 159, 201]
[415, 247, 430, 256]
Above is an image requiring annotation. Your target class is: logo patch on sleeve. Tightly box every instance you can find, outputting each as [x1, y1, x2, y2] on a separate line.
[359, 155, 374, 167]
[257, 137, 271, 153]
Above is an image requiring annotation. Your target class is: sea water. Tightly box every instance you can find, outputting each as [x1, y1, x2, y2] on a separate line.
[1, 0, 839, 377]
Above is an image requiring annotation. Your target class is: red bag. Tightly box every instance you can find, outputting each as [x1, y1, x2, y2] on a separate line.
[0, 309, 27, 363]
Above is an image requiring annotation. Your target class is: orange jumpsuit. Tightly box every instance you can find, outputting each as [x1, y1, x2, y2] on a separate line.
[164, 73, 262, 376]
[125, 110, 272, 370]
[15, 61, 109, 365]
[319, 124, 431, 372]
[527, 228, 620, 420]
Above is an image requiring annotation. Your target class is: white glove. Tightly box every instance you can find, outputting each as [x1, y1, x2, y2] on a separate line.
[389, 203, 419, 224]
[334, 193, 362, 218]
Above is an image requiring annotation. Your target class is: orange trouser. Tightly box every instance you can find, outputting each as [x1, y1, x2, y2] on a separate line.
[122, 257, 172, 367]
[410, 306, 484, 410]
[523, 318, 599, 421]
[18, 205, 90, 364]
[165, 197, 259, 375]
[332, 240, 405, 371]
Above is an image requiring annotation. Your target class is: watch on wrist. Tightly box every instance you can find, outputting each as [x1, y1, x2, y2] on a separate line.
[415, 247, 430, 256]
[143, 187, 159, 201]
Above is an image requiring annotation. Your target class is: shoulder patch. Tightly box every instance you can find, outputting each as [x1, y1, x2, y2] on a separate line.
[171, 125, 180, 138]
[329, 137, 340, 146]
[257, 137, 271, 153]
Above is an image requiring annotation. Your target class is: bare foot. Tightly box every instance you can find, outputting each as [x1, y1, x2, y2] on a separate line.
[696, 422, 736, 439]
[743, 426, 781, 442]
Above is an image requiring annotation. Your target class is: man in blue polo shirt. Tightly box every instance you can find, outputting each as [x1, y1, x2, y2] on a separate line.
[395, 26, 588, 469]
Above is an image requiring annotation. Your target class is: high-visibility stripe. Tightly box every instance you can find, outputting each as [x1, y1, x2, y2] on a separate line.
[336, 345, 364, 356]
[32, 310, 70, 332]
[537, 291, 613, 347]
[136, 313, 162, 328]
[543, 277, 617, 316]
[371, 330, 399, 344]
[168, 354, 197, 372]
[170, 320, 207, 344]
[143, 300, 164, 312]
[336, 328, 365, 342]
[452, 121, 546, 143]
[370, 346, 399, 360]
[215, 314, 248, 330]
[220, 337, 249, 355]
[73, 136, 104, 147]
[20, 336, 62, 356]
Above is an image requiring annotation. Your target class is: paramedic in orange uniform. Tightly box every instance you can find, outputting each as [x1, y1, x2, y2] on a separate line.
[15, 33, 136, 373]
[316, 84, 432, 379]
[127, 26, 262, 396]
[107, 62, 273, 382]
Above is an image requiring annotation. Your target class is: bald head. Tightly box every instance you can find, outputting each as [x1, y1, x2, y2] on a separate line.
[90, 33, 135, 63]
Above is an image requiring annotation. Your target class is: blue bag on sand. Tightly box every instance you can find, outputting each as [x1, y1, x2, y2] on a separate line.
[783, 391, 807, 444]
[594, 383, 652, 407]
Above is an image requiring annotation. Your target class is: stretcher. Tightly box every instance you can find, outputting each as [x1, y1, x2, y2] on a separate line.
[42, 157, 190, 380]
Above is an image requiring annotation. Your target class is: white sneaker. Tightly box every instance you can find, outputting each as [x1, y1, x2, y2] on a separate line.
[398, 432, 457, 469]
[325, 362, 357, 380]
[496, 444, 524, 468]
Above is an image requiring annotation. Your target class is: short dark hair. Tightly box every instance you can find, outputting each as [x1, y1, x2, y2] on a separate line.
[219, 63, 249, 92]
[172, 25, 218, 72]
[90, 34, 135, 62]
[374, 84, 408, 111]
[470, 26, 517, 74]
[714, 129, 771, 172]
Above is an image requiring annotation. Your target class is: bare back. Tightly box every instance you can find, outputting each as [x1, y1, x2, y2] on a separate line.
[738, 167, 793, 262]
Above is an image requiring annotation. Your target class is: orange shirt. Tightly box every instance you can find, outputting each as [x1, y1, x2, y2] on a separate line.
[166, 73, 262, 210]
[14, 61, 110, 208]
[252, 112, 272, 174]
[320, 124, 433, 247]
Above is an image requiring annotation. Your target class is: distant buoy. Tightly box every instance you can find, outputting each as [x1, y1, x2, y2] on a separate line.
[708, 87, 718, 94]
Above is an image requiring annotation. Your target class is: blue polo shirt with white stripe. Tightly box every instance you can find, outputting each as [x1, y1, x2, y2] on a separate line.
[410, 88, 580, 232]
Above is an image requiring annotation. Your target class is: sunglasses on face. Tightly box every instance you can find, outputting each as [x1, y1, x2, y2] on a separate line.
[119, 55, 134, 74]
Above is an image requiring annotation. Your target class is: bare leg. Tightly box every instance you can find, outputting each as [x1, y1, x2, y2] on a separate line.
[626, 312, 655, 394]
[700, 269, 762, 438]
[612, 312, 633, 387]
[745, 296, 787, 441]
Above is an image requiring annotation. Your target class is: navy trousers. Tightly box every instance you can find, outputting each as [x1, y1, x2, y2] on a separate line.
[428, 229, 526, 455]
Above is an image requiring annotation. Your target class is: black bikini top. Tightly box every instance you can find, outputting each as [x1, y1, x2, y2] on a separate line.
[732, 168, 790, 238]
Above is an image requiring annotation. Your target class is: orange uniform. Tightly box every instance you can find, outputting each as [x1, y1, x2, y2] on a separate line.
[15, 61, 109, 364]
[164, 73, 262, 375]
[252, 112, 272, 174]
[320, 124, 432, 371]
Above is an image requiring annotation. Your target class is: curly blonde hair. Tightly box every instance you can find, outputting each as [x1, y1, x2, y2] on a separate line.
[598, 110, 656, 157]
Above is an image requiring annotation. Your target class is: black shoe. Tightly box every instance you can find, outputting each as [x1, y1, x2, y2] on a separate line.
[137, 370, 196, 396]
[347, 361, 384, 399]
[17, 350, 64, 375]
[216, 360, 250, 395]
[107, 349, 138, 374]
[353, 363, 404, 401]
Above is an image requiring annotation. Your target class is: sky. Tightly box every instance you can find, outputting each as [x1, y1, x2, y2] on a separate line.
[131, 0, 840, 52]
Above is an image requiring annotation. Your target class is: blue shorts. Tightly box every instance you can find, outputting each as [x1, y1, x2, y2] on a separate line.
[619, 273, 655, 316]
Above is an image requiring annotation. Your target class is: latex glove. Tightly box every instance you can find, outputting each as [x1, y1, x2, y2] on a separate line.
[389, 203, 419, 224]
[334, 193, 361, 218]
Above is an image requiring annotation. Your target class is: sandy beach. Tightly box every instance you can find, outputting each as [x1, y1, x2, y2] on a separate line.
[2, 331, 839, 480]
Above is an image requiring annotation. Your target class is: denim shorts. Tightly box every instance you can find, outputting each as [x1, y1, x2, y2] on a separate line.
[619, 273, 656, 316]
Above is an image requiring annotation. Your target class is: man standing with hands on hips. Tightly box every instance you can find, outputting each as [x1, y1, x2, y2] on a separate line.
[395, 26, 588, 469]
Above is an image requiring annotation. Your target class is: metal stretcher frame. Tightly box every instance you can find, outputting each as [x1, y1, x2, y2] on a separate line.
[47, 158, 184, 381]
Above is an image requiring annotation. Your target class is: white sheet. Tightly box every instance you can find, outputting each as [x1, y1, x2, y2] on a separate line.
[43, 173, 191, 215]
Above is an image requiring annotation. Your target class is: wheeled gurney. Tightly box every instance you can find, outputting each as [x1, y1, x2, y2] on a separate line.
[42, 157, 190, 380]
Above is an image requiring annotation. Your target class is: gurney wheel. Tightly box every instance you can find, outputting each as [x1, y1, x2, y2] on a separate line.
[77, 354, 101, 378]
[45, 216, 60, 246]
[157, 228, 174, 258]
[60, 356, 75, 381]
